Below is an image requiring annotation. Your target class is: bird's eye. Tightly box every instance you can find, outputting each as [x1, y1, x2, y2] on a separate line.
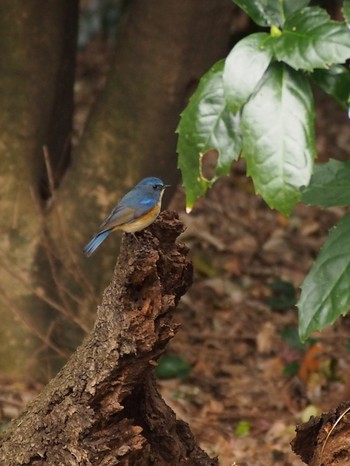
[153, 184, 160, 190]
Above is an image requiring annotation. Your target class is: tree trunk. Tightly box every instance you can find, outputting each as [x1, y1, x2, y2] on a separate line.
[50, 0, 235, 295]
[0, 0, 78, 377]
[292, 400, 350, 465]
[0, 212, 216, 466]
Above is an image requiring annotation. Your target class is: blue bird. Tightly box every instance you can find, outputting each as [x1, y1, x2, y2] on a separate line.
[83, 177, 170, 257]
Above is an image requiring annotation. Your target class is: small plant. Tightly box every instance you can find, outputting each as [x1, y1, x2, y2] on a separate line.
[177, 0, 350, 341]
[155, 355, 191, 380]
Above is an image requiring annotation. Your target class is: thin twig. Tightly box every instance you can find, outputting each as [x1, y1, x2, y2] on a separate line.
[319, 405, 350, 465]
[29, 185, 89, 326]
[0, 396, 25, 408]
[30, 183, 76, 317]
[0, 287, 69, 359]
[42, 147, 97, 302]
[43, 145, 56, 200]
[55, 202, 97, 300]
[0, 260, 89, 333]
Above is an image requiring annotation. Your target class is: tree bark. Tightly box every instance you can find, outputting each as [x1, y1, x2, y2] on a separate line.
[0, 0, 78, 377]
[0, 212, 217, 466]
[291, 400, 350, 465]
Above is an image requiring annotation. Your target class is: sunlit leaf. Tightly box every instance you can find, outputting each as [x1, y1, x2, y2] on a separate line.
[235, 420, 251, 437]
[298, 212, 350, 341]
[223, 33, 272, 114]
[241, 62, 315, 216]
[301, 159, 350, 207]
[300, 405, 320, 422]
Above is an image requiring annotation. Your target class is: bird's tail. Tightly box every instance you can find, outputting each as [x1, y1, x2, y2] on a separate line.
[83, 230, 110, 257]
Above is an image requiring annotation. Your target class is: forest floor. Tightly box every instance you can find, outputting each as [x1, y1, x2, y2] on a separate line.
[1, 35, 350, 466]
[161, 84, 350, 465]
[164, 170, 350, 466]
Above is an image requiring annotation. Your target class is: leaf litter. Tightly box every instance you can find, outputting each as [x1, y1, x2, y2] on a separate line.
[164, 133, 350, 464]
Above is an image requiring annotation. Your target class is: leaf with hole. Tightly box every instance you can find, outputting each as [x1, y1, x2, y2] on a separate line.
[177, 60, 242, 211]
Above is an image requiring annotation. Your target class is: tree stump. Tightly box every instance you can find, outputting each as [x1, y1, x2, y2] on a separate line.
[0, 211, 217, 466]
[292, 400, 350, 465]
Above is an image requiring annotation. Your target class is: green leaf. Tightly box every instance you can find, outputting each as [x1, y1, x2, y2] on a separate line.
[281, 325, 306, 351]
[298, 212, 350, 341]
[283, 361, 300, 376]
[232, 0, 284, 27]
[312, 65, 350, 111]
[241, 62, 315, 216]
[283, 0, 310, 18]
[155, 355, 191, 380]
[301, 159, 350, 207]
[177, 61, 242, 211]
[235, 420, 251, 437]
[223, 33, 273, 114]
[268, 6, 350, 71]
[232, 0, 310, 27]
[268, 280, 297, 311]
[343, 0, 350, 24]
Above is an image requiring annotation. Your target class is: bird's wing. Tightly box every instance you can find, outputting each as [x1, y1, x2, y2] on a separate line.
[97, 200, 155, 234]
[97, 205, 136, 233]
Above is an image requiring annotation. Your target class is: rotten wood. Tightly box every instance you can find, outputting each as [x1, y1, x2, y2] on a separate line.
[0, 211, 217, 466]
[292, 400, 350, 466]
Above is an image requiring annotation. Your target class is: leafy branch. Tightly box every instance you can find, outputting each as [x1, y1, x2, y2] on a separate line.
[177, 0, 350, 340]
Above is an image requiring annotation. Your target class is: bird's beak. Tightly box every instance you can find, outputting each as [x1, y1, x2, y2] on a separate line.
[163, 184, 171, 190]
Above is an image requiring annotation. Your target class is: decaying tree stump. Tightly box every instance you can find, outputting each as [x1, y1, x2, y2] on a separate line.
[0, 211, 217, 466]
[292, 400, 350, 465]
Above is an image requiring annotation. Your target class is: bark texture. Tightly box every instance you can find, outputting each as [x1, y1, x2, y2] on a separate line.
[0, 0, 78, 376]
[292, 400, 350, 465]
[0, 212, 217, 466]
